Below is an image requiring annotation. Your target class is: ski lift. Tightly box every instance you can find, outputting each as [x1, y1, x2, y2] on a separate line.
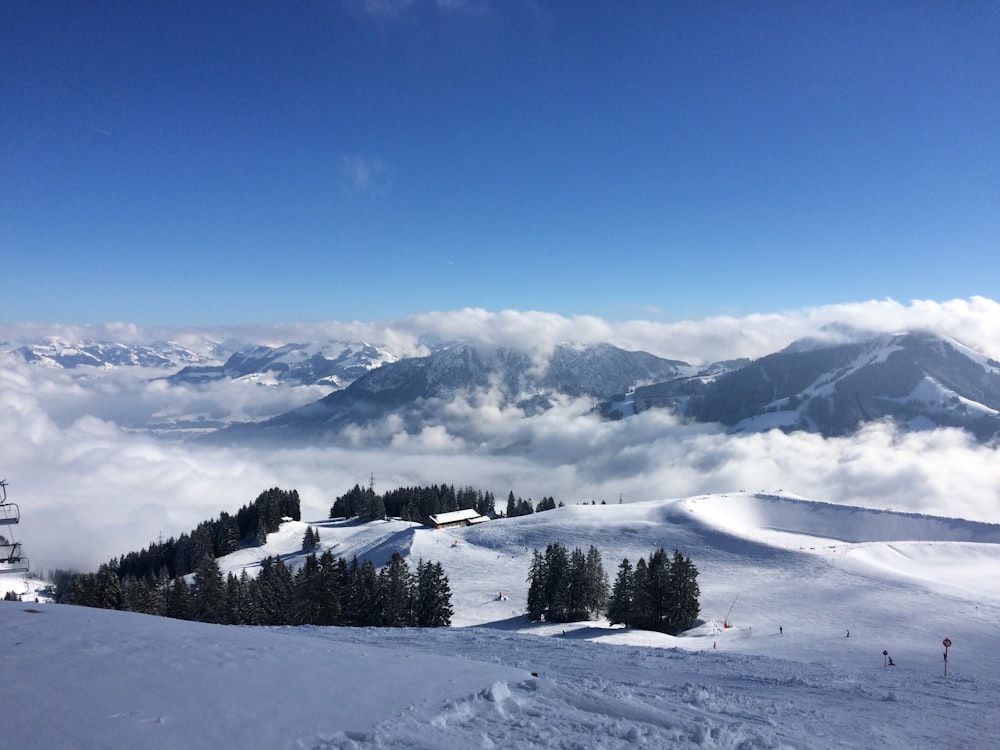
[0, 480, 19, 525]
[0, 481, 28, 574]
[0, 542, 29, 574]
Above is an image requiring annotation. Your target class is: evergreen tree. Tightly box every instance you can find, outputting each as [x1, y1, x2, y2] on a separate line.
[566, 547, 589, 621]
[536, 496, 557, 512]
[631, 557, 654, 630]
[350, 558, 380, 626]
[257, 556, 294, 625]
[526, 549, 547, 621]
[623, 548, 701, 634]
[292, 551, 343, 626]
[302, 525, 319, 552]
[583, 545, 609, 617]
[543, 543, 570, 622]
[292, 553, 321, 624]
[122, 575, 162, 616]
[607, 558, 634, 627]
[415, 560, 453, 627]
[191, 553, 227, 623]
[378, 553, 415, 627]
[165, 576, 191, 620]
[96, 565, 123, 610]
[644, 548, 672, 630]
[317, 550, 344, 625]
[662, 550, 700, 635]
[215, 512, 241, 556]
[225, 571, 257, 625]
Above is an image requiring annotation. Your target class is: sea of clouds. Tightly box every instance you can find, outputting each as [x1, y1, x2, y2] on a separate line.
[3, 296, 999, 574]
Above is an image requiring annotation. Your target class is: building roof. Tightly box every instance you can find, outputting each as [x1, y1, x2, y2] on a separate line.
[428, 508, 489, 526]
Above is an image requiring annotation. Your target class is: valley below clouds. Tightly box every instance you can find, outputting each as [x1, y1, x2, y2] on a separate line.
[4, 297, 1000, 574]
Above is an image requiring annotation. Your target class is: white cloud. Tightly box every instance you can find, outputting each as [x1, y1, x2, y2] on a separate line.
[341, 154, 392, 194]
[346, 0, 488, 20]
[393, 297, 1000, 365]
[4, 297, 1000, 575]
[10, 296, 996, 366]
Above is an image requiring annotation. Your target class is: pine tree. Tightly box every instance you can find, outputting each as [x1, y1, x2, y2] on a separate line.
[302, 526, 319, 552]
[543, 543, 570, 622]
[662, 550, 700, 635]
[96, 565, 123, 610]
[584, 545, 609, 617]
[351, 558, 380, 627]
[526, 549, 547, 620]
[292, 551, 343, 626]
[645, 547, 671, 629]
[317, 550, 344, 624]
[631, 557, 654, 630]
[165, 576, 191, 620]
[378, 553, 415, 627]
[257, 556, 294, 625]
[191, 553, 227, 623]
[607, 558, 634, 627]
[566, 547, 589, 621]
[415, 560, 453, 627]
[620, 548, 701, 634]
[225, 571, 257, 625]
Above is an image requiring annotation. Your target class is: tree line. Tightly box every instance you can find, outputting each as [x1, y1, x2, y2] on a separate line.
[527, 543, 700, 634]
[328, 483, 570, 523]
[86, 487, 303, 585]
[55, 485, 453, 628]
[330, 483, 497, 523]
[62, 550, 453, 628]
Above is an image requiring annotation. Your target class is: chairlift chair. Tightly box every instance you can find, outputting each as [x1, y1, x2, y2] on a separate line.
[0, 480, 18, 525]
[0, 542, 29, 574]
[0, 501, 20, 525]
[0, 481, 28, 573]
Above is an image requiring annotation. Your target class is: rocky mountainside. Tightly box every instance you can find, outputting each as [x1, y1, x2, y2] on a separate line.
[217, 343, 689, 441]
[630, 331, 1000, 439]
[11, 328, 1000, 443]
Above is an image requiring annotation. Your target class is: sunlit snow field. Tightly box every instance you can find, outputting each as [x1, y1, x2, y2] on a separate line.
[4, 491, 999, 749]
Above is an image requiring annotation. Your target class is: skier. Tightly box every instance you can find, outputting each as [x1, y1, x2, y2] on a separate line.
[846, 629, 850, 638]
[888, 656, 895, 667]
[779, 626, 783, 635]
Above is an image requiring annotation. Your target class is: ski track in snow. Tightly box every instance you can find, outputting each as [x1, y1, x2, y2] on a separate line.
[3, 491, 1000, 749]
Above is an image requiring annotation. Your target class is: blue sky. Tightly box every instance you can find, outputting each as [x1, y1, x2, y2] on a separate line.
[3, 1, 998, 327]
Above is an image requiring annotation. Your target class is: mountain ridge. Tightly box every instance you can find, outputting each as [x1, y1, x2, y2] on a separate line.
[9, 327, 1000, 443]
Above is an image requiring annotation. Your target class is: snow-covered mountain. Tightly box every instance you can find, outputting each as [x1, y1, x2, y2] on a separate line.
[630, 331, 1000, 439]
[8, 335, 397, 390]
[168, 342, 397, 388]
[215, 343, 689, 441]
[6, 489, 1000, 749]
[12, 336, 213, 369]
[10, 328, 1000, 442]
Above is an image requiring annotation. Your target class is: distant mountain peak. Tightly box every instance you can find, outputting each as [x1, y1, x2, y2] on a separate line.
[631, 330, 1000, 440]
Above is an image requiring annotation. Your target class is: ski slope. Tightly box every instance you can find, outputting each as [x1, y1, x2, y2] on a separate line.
[3, 491, 999, 749]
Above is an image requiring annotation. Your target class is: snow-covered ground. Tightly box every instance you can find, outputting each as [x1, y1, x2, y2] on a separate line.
[3, 491, 999, 749]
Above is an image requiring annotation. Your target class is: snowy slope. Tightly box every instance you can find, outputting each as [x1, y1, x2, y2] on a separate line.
[4, 491, 1000, 749]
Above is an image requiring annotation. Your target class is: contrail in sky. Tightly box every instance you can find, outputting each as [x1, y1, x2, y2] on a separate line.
[88, 126, 111, 136]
